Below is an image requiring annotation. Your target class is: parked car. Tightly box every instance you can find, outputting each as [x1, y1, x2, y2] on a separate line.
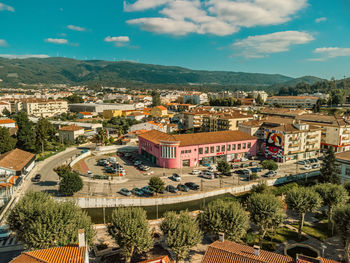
[310, 158, 319, 163]
[240, 157, 249, 162]
[201, 172, 214, 179]
[171, 173, 181, 182]
[185, 182, 199, 190]
[0, 225, 10, 240]
[241, 163, 249, 168]
[166, 185, 178, 193]
[312, 163, 320, 169]
[208, 166, 216, 172]
[132, 188, 144, 196]
[296, 160, 306, 165]
[192, 170, 200, 175]
[231, 164, 239, 169]
[119, 188, 131, 196]
[97, 159, 108, 166]
[107, 157, 117, 164]
[250, 167, 262, 173]
[141, 186, 154, 196]
[304, 159, 311, 164]
[177, 184, 189, 192]
[87, 171, 93, 176]
[31, 174, 41, 182]
[249, 161, 259, 166]
[263, 170, 276, 177]
[301, 165, 311, 170]
[139, 165, 150, 171]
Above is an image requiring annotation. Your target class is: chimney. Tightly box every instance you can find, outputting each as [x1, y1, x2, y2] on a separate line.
[78, 229, 86, 247]
[253, 245, 260, 256]
[218, 232, 225, 242]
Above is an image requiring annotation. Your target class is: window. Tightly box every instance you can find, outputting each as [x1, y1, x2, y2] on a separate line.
[346, 168, 350, 176]
[181, 151, 184, 154]
[189, 150, 191, 153]
[221, 145, 225, 152]
[227, 145, 231, 151]
[238, 144, 241, 150]
[232, 144, 236, 150]
[243, 143, 246, 149]
[199, 148, 203, 154]
[210, 146, 214, 153]
[216, 146, 220, 152]
[205, 147, 209, 154]
[248, 142, 251, 149]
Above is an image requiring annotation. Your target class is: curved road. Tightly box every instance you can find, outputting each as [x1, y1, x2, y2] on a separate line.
[27, 148, 81, 194]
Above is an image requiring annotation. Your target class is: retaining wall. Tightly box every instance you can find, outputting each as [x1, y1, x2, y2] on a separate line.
[69, 151, 91, 167]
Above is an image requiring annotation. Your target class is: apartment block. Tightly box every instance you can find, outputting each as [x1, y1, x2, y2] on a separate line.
[266, 96, 319, 108]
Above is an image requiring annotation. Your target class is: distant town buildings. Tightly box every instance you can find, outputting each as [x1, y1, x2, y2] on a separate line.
[265, 96, 319, 108]
[183, 92, 208, 105]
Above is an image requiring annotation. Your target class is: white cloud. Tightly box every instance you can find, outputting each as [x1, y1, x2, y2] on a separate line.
[0, 2, 14, 12]
[0, 54, 50, 59]
[0, 39, 8, 46]
[232, 31, 314, 58]
[67, 25, 86, 31]
[104, 36, 130, 47]
[45, 38, 68, 44]
[124, 0, 308, 36]
[315, 17, 327, 23]
[309, 47, 350, 61]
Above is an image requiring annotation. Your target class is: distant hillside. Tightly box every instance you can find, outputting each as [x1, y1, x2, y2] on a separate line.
[0, 57, 296, 88]
[271, 75, 324, 89]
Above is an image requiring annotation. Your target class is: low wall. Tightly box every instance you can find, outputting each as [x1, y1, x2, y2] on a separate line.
[69, 151, 91, 167]
[57, 171, 320, 208]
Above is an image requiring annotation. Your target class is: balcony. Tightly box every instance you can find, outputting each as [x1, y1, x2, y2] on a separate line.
[307, 134, 318, 139]
[289, 143, 300, 148]
[343, 130, 350, 134]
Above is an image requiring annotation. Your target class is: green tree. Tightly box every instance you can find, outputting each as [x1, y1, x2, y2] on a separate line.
[200, 199, 249, 241]
[59, 171, 83, 196]
[67, 94, 84, 103]
[251, 181, 268, 194]
[261, 160, 278, 171]
[108, 207, 153, 263]
[151, 91, 161, 107]
[75, 135, 87, 145]
[319, 147, 341, 184]
[14, 112, 35, 152]
[328, 88, 345, 105]
[7, 191, 94, 250]
[161, 211, 202, 262]
[34, 118, 56, 153]
[95, 129, 108, 145]
[1, 108, 10, 117]
[314, 183, 348, 231]
[148, 176, 165, 195]
[285, 186, 322, 239]
[0, 126, 17, 153]
[255, 94, 264, 106]
[344, 181, 350, 196]
[333, 204, 350, 262]
[247, 193, 285, 239]
[217, 160, 231, 175]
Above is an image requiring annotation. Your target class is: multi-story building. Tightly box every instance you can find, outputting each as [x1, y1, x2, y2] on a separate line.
[21, 99, 68, 117]
[335, 151, 350, 183]
[183, 92, 208, 105]
[265, 96, 319, 108]
[102, 109, 123, 119]
[264, 121, 321, 162]
[247, 90, 268, 101]
[138, 130, 257, 168]
[202, 112, 253, 132]
[151, 106, 168, 117]
[58, 125, 85, 143]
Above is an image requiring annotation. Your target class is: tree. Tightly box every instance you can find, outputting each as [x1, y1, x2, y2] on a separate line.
[200, 199, 249, 241]
[148, 176, 165, 195]
[14, 112, 35, 152]
[7, 191, 94, 250]
[75, 135, 87, 145]
[247, 193, 285, 239]
[108, 207, 152, 263]
[2, 107, 10, 117]
[95, 129, 108, 145]
[319, 147, 341, 184]
[34, 118, 56, 153]
[151, 91, 161, 107]
[261, 160, 278, 171]
[55, 165, 83, 196]
[328, 89, 345, 105]
[333, 204, 350, 262]
[285, 186, 322, 239]
[255, 94, 264, 106]
[217, 160, 231, 175]
[0, 127, 16, 153]
[344, 181, 350, 196]
[161, 211, 202, 262]
[314, 183, 348, 231]
[67, 94, 84, 103]
[251, 181, 268, 194]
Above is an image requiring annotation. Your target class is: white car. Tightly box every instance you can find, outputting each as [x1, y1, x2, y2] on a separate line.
[240, 157, 249, 162]
[171, 174, 181, 182]
[301, 165, 311, 170]
[0, 225, 10, 240]
[192, 170, 200, 175]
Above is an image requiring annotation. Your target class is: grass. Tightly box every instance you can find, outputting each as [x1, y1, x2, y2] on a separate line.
[36, 146, 67, 161]
[291, 222, 329, 241]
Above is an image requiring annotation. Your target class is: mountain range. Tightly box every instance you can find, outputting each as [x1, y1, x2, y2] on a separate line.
[0, 57, 323, 90]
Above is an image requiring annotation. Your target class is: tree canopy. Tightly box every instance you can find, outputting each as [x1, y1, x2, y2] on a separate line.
[261, 160, 278, 171]
[14, 112, 35, 152]
[217, 160, 231, 175]
[148, 176, 165, 194]
[161, 210, 202, 262]
[151, 91, 161, 107]
[7, 191, 94, 250]
[333, 204, 350, 262]
[0, 126, 16, 154]
[319, 147, 340, 184]
[55, 165, 83, 196]
[108, 207, 153, 263]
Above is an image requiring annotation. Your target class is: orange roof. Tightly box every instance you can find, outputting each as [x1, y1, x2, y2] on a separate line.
[0, 175, 18, 188]
[79, 112, 92, 115]
[154, 106, 167, 111]
[139, 256, 172, 263]
[59, 125, 84, 132]
[0, 148, 35, 172]
[0, 119, 15, 124]
[139, 130, 256, 147]
[10, 245, 86, 263]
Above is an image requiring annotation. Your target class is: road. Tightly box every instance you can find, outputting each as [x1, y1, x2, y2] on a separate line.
[27, 148, 81, 194]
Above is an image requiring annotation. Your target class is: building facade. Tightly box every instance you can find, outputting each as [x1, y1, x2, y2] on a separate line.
[58, 125, 85, 143]
[335, 151, 350, 183]
[266, 96, 319, 108]
[202, 112, 253, 132]
[138, 130, 257, 168]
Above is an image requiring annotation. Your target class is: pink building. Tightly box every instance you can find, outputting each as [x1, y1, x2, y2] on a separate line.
[138, 130, 257, 168]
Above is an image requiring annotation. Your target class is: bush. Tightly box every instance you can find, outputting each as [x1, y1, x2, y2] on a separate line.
[261, 160, 278, 171]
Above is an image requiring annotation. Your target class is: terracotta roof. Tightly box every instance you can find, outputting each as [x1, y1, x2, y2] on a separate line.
[202, 241, 294, 263]
[154, 106, 167, 111]
[0, 119, 15, 124]
[139, 130, 256, 147]
[79, 112, 92, 115]
[59, 125, 84, 132]
[139, 256, 172, 263]
[269, 123, 321, 133]
[10, 245, 86, 263]
[201, 241, 340, 263]
[0, 148, 35, 172]
[335, 150, 350, 162]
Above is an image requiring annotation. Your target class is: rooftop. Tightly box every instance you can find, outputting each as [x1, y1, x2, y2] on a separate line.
[0, 118, 16, 124]
[335, 150, 350, 162]
[0, 148, 35, 172]
[139, 130, 256, 147]
[79, 112, 92, 115]
[59, 124, 84, 132]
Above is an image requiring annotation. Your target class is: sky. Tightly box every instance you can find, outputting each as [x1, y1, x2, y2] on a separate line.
[0, 0, 350, 79]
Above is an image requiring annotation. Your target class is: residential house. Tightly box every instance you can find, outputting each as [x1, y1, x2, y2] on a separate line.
[202, 111, 253, 132]
[102, 109, 123, 119]
[126, 112, 145, 121]
[0, 118, 16, 128]
[151, 106, 168, 117]
[77, 112, 93, 119]
[335, 151, 350, 183]
[59, 125, 85, 143]
[0, 148, 36, 177]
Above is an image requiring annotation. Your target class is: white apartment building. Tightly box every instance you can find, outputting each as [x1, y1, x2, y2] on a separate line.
[266, 96, 319, 108]
[9, 99, 68, 117]
[183, 93, 208, 105]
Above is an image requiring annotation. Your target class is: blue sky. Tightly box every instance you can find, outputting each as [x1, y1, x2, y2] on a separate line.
[0, 0, 350, 79]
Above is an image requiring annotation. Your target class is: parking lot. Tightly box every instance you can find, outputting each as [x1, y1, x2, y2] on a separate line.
[74, 151, 322, 198]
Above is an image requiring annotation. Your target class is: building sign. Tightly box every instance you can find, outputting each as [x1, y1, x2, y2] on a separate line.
[216, 152, 225, 156]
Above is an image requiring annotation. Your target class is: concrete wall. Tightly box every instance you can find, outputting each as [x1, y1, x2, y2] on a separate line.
[69, 151, 91, 167]
[58, 171, 320, 208]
